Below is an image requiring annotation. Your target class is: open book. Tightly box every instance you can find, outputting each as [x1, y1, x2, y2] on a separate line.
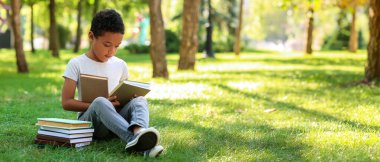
[80, 74, 151, 106]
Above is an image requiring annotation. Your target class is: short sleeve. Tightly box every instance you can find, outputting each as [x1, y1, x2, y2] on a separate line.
[63, 59, 80, 82]
[120, 61, 129, 81]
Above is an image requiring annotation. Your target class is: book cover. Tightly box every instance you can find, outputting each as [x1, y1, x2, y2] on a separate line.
[34, 138, 91, 148]
[36, 134, 92, 143]
[37, 130, 93, 138]
[79, 74, 108, 103]
[37, 118, 92, 129]
[40, 126, 94, 134]
[110, 80, 151, 106]
[78, 74, 151, 106]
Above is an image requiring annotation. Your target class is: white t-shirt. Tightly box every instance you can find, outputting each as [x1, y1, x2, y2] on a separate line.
[63, 54, 129, 101]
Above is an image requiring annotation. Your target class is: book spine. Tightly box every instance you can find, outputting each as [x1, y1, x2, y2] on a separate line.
[34, 138, 91, 148]
[36, 134, 70, 143]
[40, 126, 94, 134]
[38, 130, 93, 138]
[37, 121, 91, 128]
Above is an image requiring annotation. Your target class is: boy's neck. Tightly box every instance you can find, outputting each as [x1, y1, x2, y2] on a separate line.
[86, 51, 102, 62]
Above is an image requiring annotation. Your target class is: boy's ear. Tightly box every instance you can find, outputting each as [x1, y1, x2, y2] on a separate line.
[89, 31, 94, 41]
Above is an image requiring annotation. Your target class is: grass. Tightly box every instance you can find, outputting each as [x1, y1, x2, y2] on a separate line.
[0, 49, 379, 161]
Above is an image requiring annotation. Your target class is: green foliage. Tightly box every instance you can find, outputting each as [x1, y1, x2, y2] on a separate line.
[125, 30, 180, 54]
[358, 29, 366, 49]
[321, 10, 350, 50]
[213, 41, 233, 53]
[124, 43, 150, 54]
[165, 30, 180, 53]
[57, 24, 71, 49]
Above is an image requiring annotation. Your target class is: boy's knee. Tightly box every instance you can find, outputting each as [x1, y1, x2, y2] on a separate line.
[93, 97, 109, 105]
[131, 96, 147, 104]
[130, 96, 148, 108]
[134, 96, 146, 101]
[92, 97, 115, 111]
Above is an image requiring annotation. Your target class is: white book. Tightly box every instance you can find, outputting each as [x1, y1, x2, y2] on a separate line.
[40, 126, 94, 134]
[70, 138, 92, 144]
[38, 130, 93, 138]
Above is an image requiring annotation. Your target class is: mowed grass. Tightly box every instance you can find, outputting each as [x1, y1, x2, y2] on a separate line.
[0, 49, 379, 161]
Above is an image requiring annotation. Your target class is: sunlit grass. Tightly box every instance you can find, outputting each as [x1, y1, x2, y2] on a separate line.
[0, 49, 379, 161]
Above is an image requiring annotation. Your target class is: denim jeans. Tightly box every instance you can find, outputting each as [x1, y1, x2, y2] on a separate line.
[78, 96, 150, 143]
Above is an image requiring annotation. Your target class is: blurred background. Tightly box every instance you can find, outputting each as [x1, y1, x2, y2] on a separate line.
[0, 0, 369, 53]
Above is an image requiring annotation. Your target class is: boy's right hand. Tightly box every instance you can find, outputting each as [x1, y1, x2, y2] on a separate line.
[108, 96, 120, 107]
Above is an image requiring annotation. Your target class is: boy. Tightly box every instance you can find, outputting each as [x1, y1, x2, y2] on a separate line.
[61, 9, 163, 158]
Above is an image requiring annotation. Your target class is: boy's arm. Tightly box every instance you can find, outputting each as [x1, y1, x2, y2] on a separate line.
[61, 77, 121, 111]
[61, 77, 90, 112]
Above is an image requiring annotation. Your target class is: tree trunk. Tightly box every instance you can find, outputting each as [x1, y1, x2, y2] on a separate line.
[204, 0, 214, 57]
[306, 6, 314, 55]
[365, 0, 380, 81]
[148, 0, 169, 78]
[227, 0, 238, 35]
[178, 0, 201, 70]
[10, 0, 29, 73]
[74, 0, 82, 53]
[30, 3, 35, 53]
[49, 0, 59, 57]
[93, 0, 99, 17]
[349, 6, 358, 53]
[227, 0, 238, 52]
[234, 0, 244, 56]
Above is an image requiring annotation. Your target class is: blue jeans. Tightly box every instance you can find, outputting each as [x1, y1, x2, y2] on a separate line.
[78, 96, 150, 143]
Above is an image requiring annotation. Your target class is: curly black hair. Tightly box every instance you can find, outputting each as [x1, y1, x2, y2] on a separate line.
[90, 9, 125, 37]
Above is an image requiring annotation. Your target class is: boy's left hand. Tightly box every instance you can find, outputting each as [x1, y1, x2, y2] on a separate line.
[108, 96, 120, 107]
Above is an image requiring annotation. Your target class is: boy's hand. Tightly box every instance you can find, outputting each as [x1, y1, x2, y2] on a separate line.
[108, 96, 120, 107]
[130, 94, 140, 100]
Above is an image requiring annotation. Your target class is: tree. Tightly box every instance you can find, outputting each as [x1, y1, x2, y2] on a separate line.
[49, 0, 59, 57]
[234, 0, 244, 56]
[92, 0, 99, 16]
[178, 0, 201, 70]
[337, 0, 368, 53]
[10, 0, 29, 73]
[278, 0, 325, 55]
[27, 0, 36, 53]
[73, 0, 82, 53]
[305, 3, 314, 54]
[204, 0, 214, 57]
[227, 0, 238, 42]
[148, 0, 169, 78]
[365, 0, 380, 82]
[348, 4, 358, 52]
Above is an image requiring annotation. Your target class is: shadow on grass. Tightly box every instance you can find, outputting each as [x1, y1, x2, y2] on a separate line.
[252, 57, 365, 67]
[146, 98, 311, 160]
[171, 69, 363, 88]
[215, 83, 380, 132]
[153, 115, 308, 161]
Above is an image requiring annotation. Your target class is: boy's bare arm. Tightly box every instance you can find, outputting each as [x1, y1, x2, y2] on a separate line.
[61, 77, 121, 111]
[61, 77, 90, 112]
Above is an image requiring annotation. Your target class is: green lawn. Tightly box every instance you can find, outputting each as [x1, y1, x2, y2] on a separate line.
[0, 49, 379, 161]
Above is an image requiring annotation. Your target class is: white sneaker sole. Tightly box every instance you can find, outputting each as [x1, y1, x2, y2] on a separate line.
[148, 145, 164, 158]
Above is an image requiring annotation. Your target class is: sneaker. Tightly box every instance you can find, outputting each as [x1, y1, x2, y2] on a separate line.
[144, 145, 164, 158]
[125, 127, 159, 152]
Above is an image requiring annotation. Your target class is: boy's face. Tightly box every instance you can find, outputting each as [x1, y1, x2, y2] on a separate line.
[88, 31, 123, 62]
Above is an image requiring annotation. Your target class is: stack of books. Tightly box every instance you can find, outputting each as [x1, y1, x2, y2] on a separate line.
[34, 118, 94, 148]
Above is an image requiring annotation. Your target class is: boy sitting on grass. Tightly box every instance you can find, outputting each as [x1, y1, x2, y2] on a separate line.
[61, 9, 163, 158]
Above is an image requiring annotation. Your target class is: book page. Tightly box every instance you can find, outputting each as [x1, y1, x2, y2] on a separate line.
[124, 80, 150, 89]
